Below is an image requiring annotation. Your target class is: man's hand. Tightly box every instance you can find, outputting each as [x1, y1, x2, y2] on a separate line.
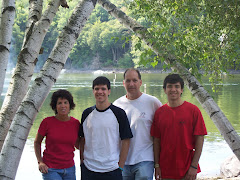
[155, 167, 161, 180]
[184, 166, 197, 180]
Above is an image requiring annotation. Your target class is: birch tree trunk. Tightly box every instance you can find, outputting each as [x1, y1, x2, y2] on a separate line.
[0, 0, 15, 96]
[0, 0, 96, 179]
[22, 0, 43, 47]
[0, 0, 59, 151]
[98, 0, 240, 161]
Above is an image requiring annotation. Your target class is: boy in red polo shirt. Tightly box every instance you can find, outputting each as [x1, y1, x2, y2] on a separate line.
[151, 74, 207, 180]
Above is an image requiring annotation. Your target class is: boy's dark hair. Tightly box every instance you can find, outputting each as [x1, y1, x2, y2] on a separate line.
[50, 89, 75, 114]
[92, 76, 111, 90]
[163, 74, 184, 89]
[123, 68, 141, 80]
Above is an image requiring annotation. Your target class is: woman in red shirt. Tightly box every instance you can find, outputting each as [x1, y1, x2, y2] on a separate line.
[34, 89, 80, 180]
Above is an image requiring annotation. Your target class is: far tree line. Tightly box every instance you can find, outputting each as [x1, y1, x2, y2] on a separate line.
[11, 0, 239, 73]
[9, 0, 163, 71]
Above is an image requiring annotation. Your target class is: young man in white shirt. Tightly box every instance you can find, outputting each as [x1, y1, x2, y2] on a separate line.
[79, 76, 133, 180]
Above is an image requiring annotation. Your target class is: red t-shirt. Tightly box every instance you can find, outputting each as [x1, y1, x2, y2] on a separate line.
[151, 101, 207, 179]
[38, 116, 80, 169]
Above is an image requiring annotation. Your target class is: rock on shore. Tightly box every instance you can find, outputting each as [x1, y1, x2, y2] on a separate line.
[220, 155, 240, 178]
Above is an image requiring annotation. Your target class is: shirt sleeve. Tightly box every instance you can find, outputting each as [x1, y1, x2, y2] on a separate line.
[151, 109, 161, 138]
[111, 105, 133, 140]
[119, 110, 133, 140]
[79, 106, 95, 137]
[79, 112, 85, 137]
[38, 118, 48, 137]
[154, 96, 163, 109]
[193, 106, 207, 136]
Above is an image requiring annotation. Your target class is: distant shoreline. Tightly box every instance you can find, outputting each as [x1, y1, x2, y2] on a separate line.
[63, 69, 240, 74]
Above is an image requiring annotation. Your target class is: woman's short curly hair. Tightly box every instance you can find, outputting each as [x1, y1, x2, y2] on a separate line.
[50, 89, 75, 114]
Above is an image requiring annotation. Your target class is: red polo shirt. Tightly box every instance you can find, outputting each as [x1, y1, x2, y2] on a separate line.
[151, 102, 207, 179]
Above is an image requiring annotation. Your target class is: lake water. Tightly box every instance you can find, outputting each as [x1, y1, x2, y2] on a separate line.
[1, 71, 240, 179]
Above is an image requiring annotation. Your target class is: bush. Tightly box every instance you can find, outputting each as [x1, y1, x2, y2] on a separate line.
[118, 53, 134, 68]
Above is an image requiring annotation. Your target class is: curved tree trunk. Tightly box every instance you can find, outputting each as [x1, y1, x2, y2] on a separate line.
[22, 0, 43, 47]
[0, 0, 15, 96]
[0, 0, 96, 179]
[98, 0, 240, 161]
[0, 0, 59, 151]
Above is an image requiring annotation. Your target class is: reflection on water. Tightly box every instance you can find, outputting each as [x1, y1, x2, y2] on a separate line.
[1, 72, 240, 179]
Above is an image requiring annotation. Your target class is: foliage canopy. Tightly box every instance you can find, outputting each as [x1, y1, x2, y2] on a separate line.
[127, 0, 240, 88]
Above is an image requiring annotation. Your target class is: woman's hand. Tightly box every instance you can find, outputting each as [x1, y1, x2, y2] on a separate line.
[38, 162, 49, 174]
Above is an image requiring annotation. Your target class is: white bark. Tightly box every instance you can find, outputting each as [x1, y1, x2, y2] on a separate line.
[98, 0, 240, 160]
[0, 0, 15, 96]
[22, 0, 43, 47]
[0, 0, 60, 151]
[0, 0, 96, 179]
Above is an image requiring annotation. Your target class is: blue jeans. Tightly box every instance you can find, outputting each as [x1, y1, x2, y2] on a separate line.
[81, 163, 122, 180]
[42, 165, 76, 180]
[122, 161, 154, 180]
